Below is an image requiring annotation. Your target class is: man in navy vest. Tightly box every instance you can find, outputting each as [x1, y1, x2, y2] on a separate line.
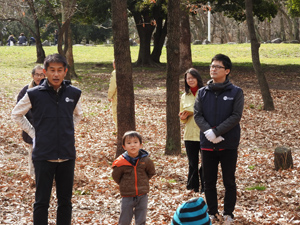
[194, 54, 244, 224]
[12, 53, 83, 225]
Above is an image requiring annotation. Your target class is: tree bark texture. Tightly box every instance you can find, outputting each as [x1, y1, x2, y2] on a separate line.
[274, 146, 293, 171]
[179, 7, 192, 73]
[26, 0, 46, 63]
[165, 0, 181, 155]
[66, 24, 77, 79]
[112, 0, 136, 158]
[132, 12, 155, 66]
[245, 0, 274, 111]
[293, 18, 299, 40]
[151, 16, 167, 64]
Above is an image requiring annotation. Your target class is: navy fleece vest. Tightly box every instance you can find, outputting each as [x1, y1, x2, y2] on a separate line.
[199, 84, 241, 150]
[28, 81, 81, 161]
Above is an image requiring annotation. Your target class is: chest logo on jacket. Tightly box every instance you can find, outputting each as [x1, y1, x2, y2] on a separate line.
[65, 97, 74, 103]
[223, 96, 234, 101]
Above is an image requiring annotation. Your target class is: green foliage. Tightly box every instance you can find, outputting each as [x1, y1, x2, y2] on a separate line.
[287, 0, 300, 17]
[76, 0, 111, 24]
[193, 0, 278, 22]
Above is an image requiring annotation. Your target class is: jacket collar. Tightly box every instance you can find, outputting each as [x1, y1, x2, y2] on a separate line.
[206, 78, 232, 92]
[38, 79, 71, 92]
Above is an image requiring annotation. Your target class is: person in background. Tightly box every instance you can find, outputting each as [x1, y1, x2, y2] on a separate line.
[18, 33, 27, 45]
[112, 131, 156, 225]
[179, 68, 204, 193]
[54, 29, 58, 45]
[29, 37, 36, 46]
[194, 54, 244, 224]
[16, 65, 45, 176]
[171, 197, 211, 225]
[7, 34, 16, 46]
[107, 60, 117, 130]
[12, 53, 83, 225]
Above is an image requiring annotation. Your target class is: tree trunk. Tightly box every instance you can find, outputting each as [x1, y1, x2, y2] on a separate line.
[165, 0, 181, 155]
[179, 7, 192, 73]
[191, 16, 204, 41]
[27, 0, 45, 63]
[294, 18, 299, 40]
[219, 13, 230, 42]
[112, 0, 136, 158]
[66, 24, 77, 79]
[133, 13, 156, 66]
[280, 16, 286, 41]
[211, 15, 216, 43]
[245, 0, 274, 111]
[278, 7, 293, 40]
[268, 19, 271, 41]
[151, 16, 167, 64]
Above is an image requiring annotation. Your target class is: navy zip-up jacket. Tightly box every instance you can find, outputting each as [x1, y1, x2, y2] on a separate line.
[194, 79, 244, 150]
[27, 79, 81, 161]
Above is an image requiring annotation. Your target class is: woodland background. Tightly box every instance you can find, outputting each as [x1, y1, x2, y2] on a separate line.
[0, 45, 299, 224]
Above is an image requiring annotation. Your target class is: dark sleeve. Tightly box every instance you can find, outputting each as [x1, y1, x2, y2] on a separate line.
[194, 89, 212, 132]
[213, 88, 244, 137]
[17, 85, 29, 103]
[112, 166, 122, 184]
[146, 158, 156, 179]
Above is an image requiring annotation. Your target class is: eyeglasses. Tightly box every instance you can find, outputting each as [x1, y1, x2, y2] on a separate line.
[209, 65, 225, 70]
[34, 73, 45, 78]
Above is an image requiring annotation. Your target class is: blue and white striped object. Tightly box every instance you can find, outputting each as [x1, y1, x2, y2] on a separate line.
[171, 197, 211, 225]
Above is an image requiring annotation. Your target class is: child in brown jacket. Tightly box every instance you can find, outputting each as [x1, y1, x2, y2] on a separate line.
[112, 131, 155, 225]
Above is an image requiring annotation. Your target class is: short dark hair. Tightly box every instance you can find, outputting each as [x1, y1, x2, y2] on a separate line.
[31, 65, 44, 75]
[184, 68, 204, 94]
[44, 53, 68, 71]
[122, 131, 142, 145]
[211, 54, 232, 75]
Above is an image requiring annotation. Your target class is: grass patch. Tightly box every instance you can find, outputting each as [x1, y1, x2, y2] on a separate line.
[248, 165, 255, 170]
[74, 190, 91, 195]
[246, 185, 266, 191]
[0, 44, 299, 95]
[168, 179, 177, 184]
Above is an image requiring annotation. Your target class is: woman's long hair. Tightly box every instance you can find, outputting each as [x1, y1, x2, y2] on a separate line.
[184, 68, 204, 94]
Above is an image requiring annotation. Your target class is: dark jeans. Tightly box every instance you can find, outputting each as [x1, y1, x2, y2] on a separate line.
[33, 160, 75, 225]
[201, 149, 238, 217]
[185, 141, 204, 193]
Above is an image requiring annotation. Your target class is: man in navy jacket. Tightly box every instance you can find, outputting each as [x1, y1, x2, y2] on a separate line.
[194, 54, 244, 224]
[12, 54, 83, 225]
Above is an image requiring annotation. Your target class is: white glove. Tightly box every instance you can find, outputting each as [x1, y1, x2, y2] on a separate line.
[204, 129, 216, 142]
[212, 136, 225, 144]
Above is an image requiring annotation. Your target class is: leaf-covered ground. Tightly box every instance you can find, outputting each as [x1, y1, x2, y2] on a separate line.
[1, 66, 299, 224]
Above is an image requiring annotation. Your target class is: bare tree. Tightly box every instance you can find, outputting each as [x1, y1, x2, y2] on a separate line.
[112, 0, 136, 158]
[165, 0, 181, 155]
[0, 0, 46, 63]
[45, 0, 77, 79]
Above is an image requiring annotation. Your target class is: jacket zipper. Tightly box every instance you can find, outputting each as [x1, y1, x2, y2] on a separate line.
[56, 92, 60, 159]
[213, 92, 218, 150]
[134, 159, 140, 196]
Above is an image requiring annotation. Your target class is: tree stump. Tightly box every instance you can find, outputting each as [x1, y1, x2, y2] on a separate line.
[274, 146, 293, 171]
